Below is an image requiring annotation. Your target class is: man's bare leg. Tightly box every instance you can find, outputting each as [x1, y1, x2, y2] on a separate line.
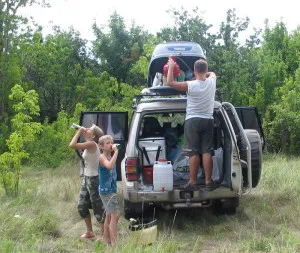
[80, 216, 95, 238]
[202, 152, 213, 184]
[188, 154, 200, 185]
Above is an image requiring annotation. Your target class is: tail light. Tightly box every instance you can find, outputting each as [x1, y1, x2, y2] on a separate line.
[125, 158, 138, 181]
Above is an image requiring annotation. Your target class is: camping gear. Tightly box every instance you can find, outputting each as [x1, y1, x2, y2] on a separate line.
[147, 41, 206, 89]
[153, 159, 173, 191]
[139, 137, 166, 166]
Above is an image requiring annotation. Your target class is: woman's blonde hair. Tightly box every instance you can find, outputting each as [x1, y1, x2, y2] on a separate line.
[90, 124, 104, 142]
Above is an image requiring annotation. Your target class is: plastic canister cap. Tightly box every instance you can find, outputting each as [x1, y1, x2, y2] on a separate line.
[158, 158, 168, 162]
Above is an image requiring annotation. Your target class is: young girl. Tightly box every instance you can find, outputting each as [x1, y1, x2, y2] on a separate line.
[69, 124, 105, 239]
[98, 135, 120, 247]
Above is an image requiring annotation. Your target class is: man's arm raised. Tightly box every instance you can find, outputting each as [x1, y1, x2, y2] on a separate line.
[205, 72, 217, 80]
[166, 58, 188, 91]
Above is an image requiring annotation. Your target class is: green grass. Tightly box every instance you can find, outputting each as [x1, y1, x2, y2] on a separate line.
[1, 154, 300, 252]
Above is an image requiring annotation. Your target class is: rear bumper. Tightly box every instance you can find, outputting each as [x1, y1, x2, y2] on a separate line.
[126, 186, 239, 203]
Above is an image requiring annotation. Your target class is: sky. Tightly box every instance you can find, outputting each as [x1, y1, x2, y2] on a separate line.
[20, 0, 300, 41]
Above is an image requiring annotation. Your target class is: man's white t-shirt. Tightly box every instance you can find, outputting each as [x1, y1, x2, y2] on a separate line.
[186, 78, 216, 120]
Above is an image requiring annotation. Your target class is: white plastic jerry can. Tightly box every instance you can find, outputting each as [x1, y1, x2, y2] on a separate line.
[153, 159, 173, 191]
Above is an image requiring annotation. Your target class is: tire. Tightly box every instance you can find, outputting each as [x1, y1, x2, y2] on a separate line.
[213, 197, 239, 215]
[123, 200, 154, 220]
[244, 129, 262, 188]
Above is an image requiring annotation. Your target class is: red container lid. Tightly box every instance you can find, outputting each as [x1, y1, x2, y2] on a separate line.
[158, 158, 168, 162]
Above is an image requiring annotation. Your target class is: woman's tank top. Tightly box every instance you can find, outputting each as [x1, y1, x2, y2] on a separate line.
[82, 142, 100, 177]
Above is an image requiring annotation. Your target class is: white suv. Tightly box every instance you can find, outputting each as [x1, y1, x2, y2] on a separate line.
[79, 42, 263, 219]
[121, 95, 262, 218]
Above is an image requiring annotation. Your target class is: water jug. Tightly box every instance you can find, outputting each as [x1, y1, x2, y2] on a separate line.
[153, 159, 173, 191]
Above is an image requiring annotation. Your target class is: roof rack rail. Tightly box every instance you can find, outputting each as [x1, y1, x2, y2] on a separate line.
[132, 88, 223, 108]
[133, 94, 187, 108]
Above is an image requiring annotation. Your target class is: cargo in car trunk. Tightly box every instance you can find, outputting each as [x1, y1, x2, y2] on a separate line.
[138, 137, 166, 166]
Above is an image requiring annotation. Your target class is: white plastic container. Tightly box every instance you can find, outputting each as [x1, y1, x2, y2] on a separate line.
[139, 137, 166, 166]
[153, 159, 173, 191]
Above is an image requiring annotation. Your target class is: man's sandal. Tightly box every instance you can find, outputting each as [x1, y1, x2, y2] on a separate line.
[182, 183, 199, 191]
[205, 180, 218, 191]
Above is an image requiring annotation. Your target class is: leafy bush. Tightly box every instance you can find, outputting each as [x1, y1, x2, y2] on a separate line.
[264, 68, 300, 153]
[27, 103, 86, 168]
[0, 85, 42, 196]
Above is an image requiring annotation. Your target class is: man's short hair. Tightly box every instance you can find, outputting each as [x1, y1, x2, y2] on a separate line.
[194, 59, 208, 74]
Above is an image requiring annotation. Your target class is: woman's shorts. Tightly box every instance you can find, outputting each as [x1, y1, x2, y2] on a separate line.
[100, 193, 119, 214]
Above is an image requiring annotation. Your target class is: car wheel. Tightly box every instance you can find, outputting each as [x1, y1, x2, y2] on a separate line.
[213, 197, 239, 215]
[123, 200, 154, 220]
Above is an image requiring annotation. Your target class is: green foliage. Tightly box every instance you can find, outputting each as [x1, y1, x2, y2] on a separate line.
[0, 0, 49, 152]
[0, 116, 9, 154]
[210, 9, 258, 106]
[0, 84, 42, 196]
[92, 11, 151, 84]
[27, 103, 86, 168]
[22, 28, 91, 121]
[129, 42, 158, 84]
[251, 22, 289, 114]
[249, 82, 266, 113]
[1, 4, 300, 157]
[157, 8, 260, 107]
[76, 71, 141, 114]
[264, 69, 300, 153]
[0, 240, 14, 253]
[157, 7, 214, 53]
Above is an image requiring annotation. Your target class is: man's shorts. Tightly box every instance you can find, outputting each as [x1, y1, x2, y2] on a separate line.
[100, 193, 119, 214]
[184, 117, 213, 156]
[78, 175, 105, 223]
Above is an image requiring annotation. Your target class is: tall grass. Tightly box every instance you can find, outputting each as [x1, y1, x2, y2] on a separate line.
[0, 154, 300, 252]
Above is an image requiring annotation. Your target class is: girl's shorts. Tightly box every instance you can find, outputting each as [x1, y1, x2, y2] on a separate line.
[100, 193, 119, 214]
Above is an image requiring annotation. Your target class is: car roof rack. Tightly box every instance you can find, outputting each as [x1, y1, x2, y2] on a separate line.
[133, 94, 187, 108]
[133, 85, 223, 108]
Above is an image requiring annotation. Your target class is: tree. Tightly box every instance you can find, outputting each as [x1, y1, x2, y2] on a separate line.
[0, 84, 42, 196]
[26, 103, 86, 168]
[158, 8, 258, 106]
[258, 22, 289, 109]
[157, 7, 216, 56]
[128, 39, 159, 85]
[76, 71, 141, 113]
[22, 27, 92, 121]
[92, 12, 151, 84]
[265, 68, 300, 153]
[0, 0, 48, 115]
[0, 0, 48, 153]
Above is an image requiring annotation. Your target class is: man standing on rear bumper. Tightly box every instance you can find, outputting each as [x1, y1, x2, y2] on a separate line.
[167, 58, 217, 191]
